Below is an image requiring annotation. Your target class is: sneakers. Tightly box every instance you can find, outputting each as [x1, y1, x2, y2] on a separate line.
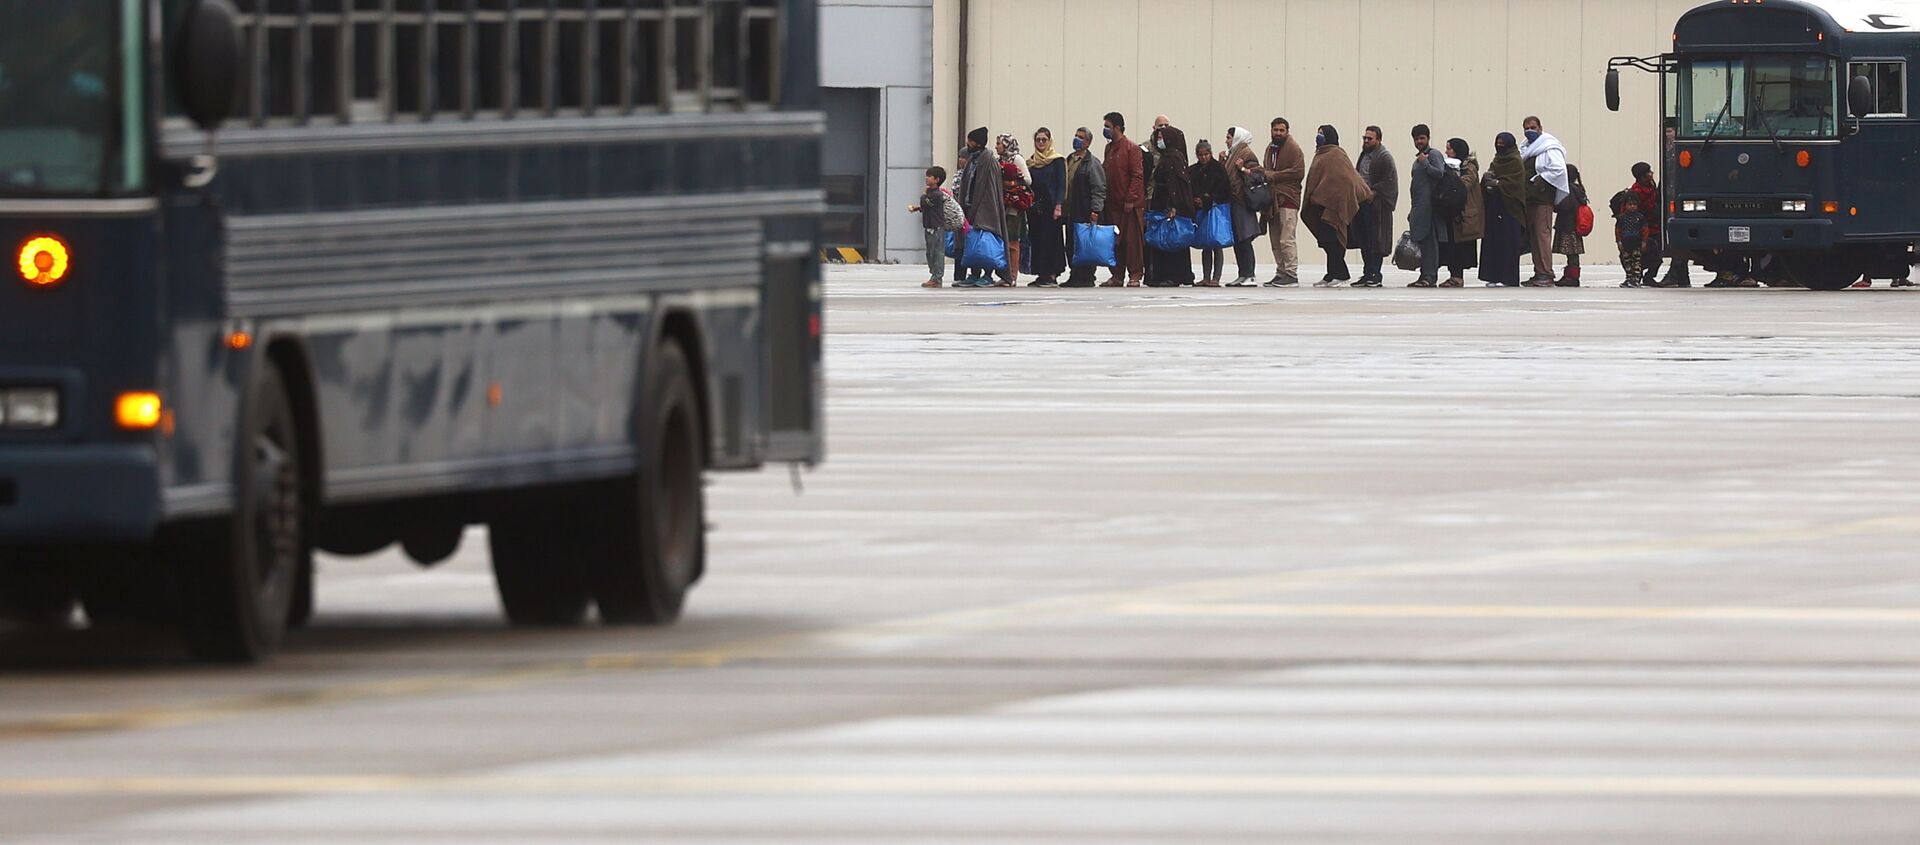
[1620, 278, 1643, 288]
[1226, 276, 1256, 287]
[1405, 279, 1435, 288]
[1852, 278, 1873, 289]
[1894, 278, 1917, 288]
[1029, 277, 1060, 288]
[1264, 274, 1299, 287]
[1343, 277, 1373, 287]
[1522, 275, 1557, 288]
[1313, 275, 1341, 288]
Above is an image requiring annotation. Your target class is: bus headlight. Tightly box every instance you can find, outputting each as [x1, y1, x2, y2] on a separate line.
[1, 388, 61, 429]
[1782, 200, 1808, 212]
[1681, 200, 1707, 213]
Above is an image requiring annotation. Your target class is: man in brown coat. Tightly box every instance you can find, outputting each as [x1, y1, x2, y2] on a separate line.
[1102, 111, 1146, 287]
[1261, 117, 1306, 287]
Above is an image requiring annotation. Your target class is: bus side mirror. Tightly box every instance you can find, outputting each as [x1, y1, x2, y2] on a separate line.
[1606, 69, 1621, 112]
[1848, 75, 1875, 118]
[175, 0, 243, 131]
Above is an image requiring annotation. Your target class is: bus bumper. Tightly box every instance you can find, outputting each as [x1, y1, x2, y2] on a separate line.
[0, 445, 159, 543]
[1666, 218, 1835, 251]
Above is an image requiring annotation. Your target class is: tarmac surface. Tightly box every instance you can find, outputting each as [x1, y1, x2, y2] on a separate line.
[5, 263, 1920, 842]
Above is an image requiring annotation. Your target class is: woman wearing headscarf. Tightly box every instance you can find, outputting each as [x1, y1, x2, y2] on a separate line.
[1222, 126, 1262, 285]
[994, 134, 1030, 285]
[1439, 137, 1483, 288]
[1145, 125, 1195, 287]
[1026, 128, 1068, 287]
[1477, 132, 1527, 287]
[1300, 125, 1374, 285]
[1190, 138, 1231, 287]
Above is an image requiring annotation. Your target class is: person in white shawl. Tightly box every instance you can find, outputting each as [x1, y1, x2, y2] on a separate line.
[1518, 116, 1568, 284]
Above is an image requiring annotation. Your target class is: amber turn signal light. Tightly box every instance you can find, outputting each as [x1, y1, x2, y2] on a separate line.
[1795, 150, 1811, 168]
[1822, 201, 1841, 214]
[16, 235, 70, 288]
[116, 392, 164, 430]
[1677, 150, 1693, 168]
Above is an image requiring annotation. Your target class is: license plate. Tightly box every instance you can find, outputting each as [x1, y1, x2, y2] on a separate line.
[1728, 226, 1752, 244]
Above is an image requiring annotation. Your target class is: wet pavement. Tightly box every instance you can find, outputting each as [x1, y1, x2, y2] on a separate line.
[4, 263, 1920, 842]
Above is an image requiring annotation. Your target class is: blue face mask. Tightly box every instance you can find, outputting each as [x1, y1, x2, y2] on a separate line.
[1524, 129, 1541, 143]
[1103, 127, 1115, 141]
[1073, 137, 1087, 151]
[1315, 134, 1326, 147]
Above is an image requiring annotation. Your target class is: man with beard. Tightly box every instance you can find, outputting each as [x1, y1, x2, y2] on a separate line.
[1260, 117, 1306, 287]
[1353, 125, 1399, 287]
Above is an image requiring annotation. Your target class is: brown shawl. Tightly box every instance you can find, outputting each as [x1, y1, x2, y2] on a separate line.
[1301, 145, 1373, 249]
[1262, 135, 1306, 208]
[1487, 148, 1528, 230]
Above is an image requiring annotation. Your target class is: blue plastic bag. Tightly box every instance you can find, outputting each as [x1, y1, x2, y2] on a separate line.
[1195, 204, 1234, 249]
[944, 229, 961, 259]
[961, 228, 1007, 270]
[1070, 223, 1118, 268]
[1145, 210, 1196, 252]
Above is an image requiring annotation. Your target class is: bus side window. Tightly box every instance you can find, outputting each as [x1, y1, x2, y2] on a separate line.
[669, 0, 704, 111]
[635, 4, 666, 110]
[1849, 61, 1908, 118]
[746, 0, 778, 106]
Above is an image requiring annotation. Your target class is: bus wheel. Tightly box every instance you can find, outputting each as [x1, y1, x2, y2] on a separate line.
[173, 366, 307, 662]
[1780, 253, 1862, 291]
[488, 506, 592, 626]
[0, 562, 76, 627]
[592, 341, 705, 626]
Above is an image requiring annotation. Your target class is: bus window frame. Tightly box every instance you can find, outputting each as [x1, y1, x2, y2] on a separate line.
[1848, 59, 1909, 119]
[1675, 54, 1841, 141]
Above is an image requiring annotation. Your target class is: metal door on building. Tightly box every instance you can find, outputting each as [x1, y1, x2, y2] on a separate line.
[821, 87, 878, 254]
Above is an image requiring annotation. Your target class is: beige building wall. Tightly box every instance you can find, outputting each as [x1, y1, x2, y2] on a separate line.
[933, 0, 1702, 264]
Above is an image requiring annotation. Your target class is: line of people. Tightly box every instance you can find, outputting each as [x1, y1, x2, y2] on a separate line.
[917, 114, 1664, 289]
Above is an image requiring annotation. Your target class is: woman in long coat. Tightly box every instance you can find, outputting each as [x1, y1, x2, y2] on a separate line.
[1222, 126, 1262, 285]
[1477, 132, 1527, 287]
[1026, 128, 1068, 286]
[1441, 137, 1484, 287]
[1300, 125, 1374, 284]
[1145, 125, 1195, 287]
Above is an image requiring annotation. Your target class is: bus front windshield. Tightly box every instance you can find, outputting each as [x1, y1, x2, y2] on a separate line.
[0, 0, 138, 196]
[1678, 55, 1838, 139]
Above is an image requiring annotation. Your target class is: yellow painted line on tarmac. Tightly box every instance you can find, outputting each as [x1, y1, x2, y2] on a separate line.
[1, 773, 1920, 799]
[6, 513, 1920, 743]
[1110, 603, 1920, 623]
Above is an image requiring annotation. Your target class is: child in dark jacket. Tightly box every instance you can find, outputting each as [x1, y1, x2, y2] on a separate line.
[907, 166, 958, 288]
[1611, 187, 1649, 288]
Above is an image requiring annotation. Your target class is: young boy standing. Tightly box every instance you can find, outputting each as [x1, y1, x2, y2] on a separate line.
[1611, 186, 1649, 288]
[908, 166, 956, 288]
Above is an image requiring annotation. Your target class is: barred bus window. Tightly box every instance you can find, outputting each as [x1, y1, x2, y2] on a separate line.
[231, 0, 260, 124]
[669, 0, 703, 109]
[708, 0, 741, 106]
[394, 1, 426, 116]
[555, 0, 588, 111]
[745, 0, 777, 105]
[310, 1, 347, 123]
[475, 0, 509, 112]
[350, 0, 388, 122]
[432, 0, 472, 117]
[260, 1, 300, 120]
[633, 1, 664, 109]
[513, 2, 548, 113]
[592, 0, 629, 112]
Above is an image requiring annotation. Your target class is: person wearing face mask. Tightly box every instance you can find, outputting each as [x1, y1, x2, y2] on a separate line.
[1222, 126, 1262, 285]
[1145, 125, 1195, 287]
[1401, 124, 1447, 288]
[1301, 125, 1373, 287]
[953, 127, 1008, 288]
[1260, 117, 1306, 287]
[1102, 112, 1146, 287]
[1353, 126, 1398, 287]
[1061, 126, 1108, 288]
[1520, 116, 1570, 286]
[1478, 132, 1528, 287]
[1026, 128, 1069, 287]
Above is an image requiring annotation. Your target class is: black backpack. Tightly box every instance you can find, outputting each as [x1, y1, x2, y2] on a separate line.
[1433, 169, 1468, 222]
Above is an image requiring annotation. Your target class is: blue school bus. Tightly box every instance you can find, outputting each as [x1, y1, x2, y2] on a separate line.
[0, 0, 824, 660]
[1607, 0, 1918, 289]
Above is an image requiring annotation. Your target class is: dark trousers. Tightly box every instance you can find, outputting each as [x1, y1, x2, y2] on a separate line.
[1418, 231, 1441, 282]
[1314, 221, 1351, 280]
[1200, 248, 1223, 281]
[1233, 239, 1256, 279]
[1356, 201, 1384, 278]
[1066, 223, 1100, 285]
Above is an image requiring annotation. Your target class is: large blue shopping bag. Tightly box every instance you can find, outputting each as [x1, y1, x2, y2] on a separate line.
[960, 228, 1008, 270]
[1145, 210, 1196, 252]
[944, 229, 961, 259]
[1070, 223, 1118, 267]
[1195, 204, 1234, 249]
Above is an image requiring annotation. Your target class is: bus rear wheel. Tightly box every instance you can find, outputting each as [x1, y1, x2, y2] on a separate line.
[1779, 252, 1864, 291]
[590, 341, 705, 626]
[488, 505, 593, 627]
[172, 365, 308, 663]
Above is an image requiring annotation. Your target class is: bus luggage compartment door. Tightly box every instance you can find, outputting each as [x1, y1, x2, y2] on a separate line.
[762, 253, 822, 464]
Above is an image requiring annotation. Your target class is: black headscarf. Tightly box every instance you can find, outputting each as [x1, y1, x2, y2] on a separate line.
[1318, 125, 1340, 147]
[1448, 137, 1470, 159]
[967, 126, 989, 148]
[1150, 126, 1193, 216]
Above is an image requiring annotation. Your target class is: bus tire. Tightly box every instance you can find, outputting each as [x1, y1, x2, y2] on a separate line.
[591, 341, 705, 626]
[488, 507, 593, 627]
[174, 365, 308, 663]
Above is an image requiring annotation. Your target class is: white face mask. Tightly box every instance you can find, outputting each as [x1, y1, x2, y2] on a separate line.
[1155, 139, 1166, 151]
